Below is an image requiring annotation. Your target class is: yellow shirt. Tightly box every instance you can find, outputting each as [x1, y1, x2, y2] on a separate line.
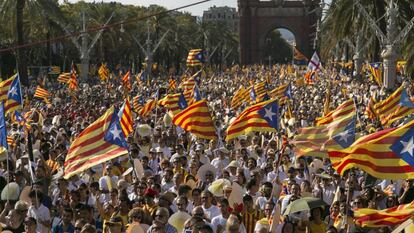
[309, 221, 327, 233]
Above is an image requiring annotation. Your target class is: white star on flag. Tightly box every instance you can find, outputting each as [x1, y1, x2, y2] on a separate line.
[264, 106, 276, 120]
[337, 130, 351, 143]
[110, 125, 122, 141]
[9, 87, 17, 97]
[401, 137, 414, 157]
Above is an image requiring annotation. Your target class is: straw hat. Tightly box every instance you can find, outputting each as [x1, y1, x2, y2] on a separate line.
[197, 164, 216, 182]
[168, 211, 191, 233]
[1, 182, 20, 201]
[136, 124, 152, 137]
[225, 160, 239, 170]
[228, 182, 243, 207]
[208, 179, 231, 197]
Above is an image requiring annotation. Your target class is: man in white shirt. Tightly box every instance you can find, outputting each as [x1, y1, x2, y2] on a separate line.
[201, 191, 220, 220]
[28, 190, 51, 233]
[211, 147, 230, 178]
[211, 198, 231, 233]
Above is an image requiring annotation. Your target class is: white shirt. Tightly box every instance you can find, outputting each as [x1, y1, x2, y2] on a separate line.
[202, 205, 220, 220]
[211, 157, 229, 177]
[211, 214, 227, 233]
[28, 204, 51, 233]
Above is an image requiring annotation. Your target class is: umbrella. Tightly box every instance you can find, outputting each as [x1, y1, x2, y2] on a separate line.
[283, 197, 327, 215]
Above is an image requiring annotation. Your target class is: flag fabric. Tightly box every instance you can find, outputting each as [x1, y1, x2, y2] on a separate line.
[168, 78, 177, 90]
[34, 86, 50, 101]
[12, 110, 31, 131]
[57, 73, 70, 84]
[0, 103, 8, 153]
[159, 91, 192, 115]
[315, 99, 355, 126]
[328, 119, 414, 179]
[369, 63, 382, 86]
[48, 66, 61, 75]
[374, 85, 414, 126]
[307, 52, 321, 71]
[5, 74, 23, 114]
[172, 99, 216, 140]
[365, 95, 377, 120]
[226, 99, 279, 141]
[122, 71, 131, 91]
[231, 86, 248, 110]
[304, 70, 317, 85]
[69, 63, 78, 90]
[138, 99, 157, 117]
[0, 75, 15, 102]
[269, 84, 291, 104]
[193, 85, 202, 102]
[186, 49, 204, 67]
[133, 96, 144, 113]
[293, 102, 356, 158]
[354, 201, 414, 228]
[293, 47, 308, 61]
[98, 63, 110, 81]
[179, 71, 200, 91]
[118, 98, 133, 137]
[64, 107, 128, 179]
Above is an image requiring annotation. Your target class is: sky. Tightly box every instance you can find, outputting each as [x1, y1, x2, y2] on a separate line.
[63, 0, 238, 16]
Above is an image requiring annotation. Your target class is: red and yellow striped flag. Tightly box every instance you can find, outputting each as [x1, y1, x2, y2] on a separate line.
[328, 119, 414, 179]
[0, 75, 15, 102]
[172, 99, 216, 140]
[315, 99, 355, 126]
[268, 84, 289, 104]
[118, 98, 133, 137]
[69, 63, 78, 90]
[138, 99, 157, 117]
[186, 49, 203, 67]
[226, 99, 279, 141]
[168, 78, 176, 90]
[122, 71, 131, 91]
[159, 91, 192, 115]
[374, 85, 414, 126]
[231, 86, 248, 110]
[354, 201, 414, 228]
[57, 73, 70, 84]
[34, 86, 50, 101]
[98, 63, 109, 81]
[64, 107, 128, 179]
[179, 71, 200, 91]
[365, 95, 377, 120]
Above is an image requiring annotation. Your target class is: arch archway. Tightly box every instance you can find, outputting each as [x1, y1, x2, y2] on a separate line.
[263, 28, 296, 64]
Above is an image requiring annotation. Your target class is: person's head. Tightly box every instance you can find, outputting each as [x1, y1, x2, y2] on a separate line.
[225, 214, 240, 233]
[310, 207, 323, 221]
[201, 190, 213, 207]
[290, 183, 301, 196]
[62, 208, 73, 224]
[260, 182, 273, 198]
[386, 195, 397, 208]
[184, 216, 205, 233]
[264, 202, 275, 218]
[154, 207, 170, 224]
[205, 170, 215, 184]
[128, 207, 144, 223]
[105, 216, 123, 233]
[218, 198, 230, 217]
[177, 195, 189, 212]
[197, 224, 214, 233]
[192, 206, 205, 219]
[24, 217, 37, 233]
[173, 173, 183, 186]
[14, 200, 29, 218]
[28, 190, 43, 207]
[74, 219, 87, 233]
[163, 169, 173, 182]
[80, 223, 96, 233]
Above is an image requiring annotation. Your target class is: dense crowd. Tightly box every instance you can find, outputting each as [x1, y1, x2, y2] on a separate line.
[0, 64, 411, 233]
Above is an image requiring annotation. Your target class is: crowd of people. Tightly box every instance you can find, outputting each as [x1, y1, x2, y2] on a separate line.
[0, 63, 411, 233]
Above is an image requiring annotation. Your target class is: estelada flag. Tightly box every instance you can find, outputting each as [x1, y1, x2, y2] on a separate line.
[186, 49, 204, 67]
[328, 118, 414, 179]
[172, 99, 216, 140]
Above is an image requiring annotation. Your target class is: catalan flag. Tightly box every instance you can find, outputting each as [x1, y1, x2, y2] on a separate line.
[293, 102, 356, 158]
[159, 91, 192, 115]
[328, 119, 414, 179]
[12, 111, 30, 131]
[98, 63, 110, 81]
[69, 63, 78, 90]
[34, 86, 50, 102]
[179, 71, 200, 91]
[172, 99, 216, 140]
[0, 75, 15, 102]
[0, 103, 8, 153]
[5, 74, 23, 114]
[168, 77, 176, 90]
[186, 49, 204, 67]
[293, 47, 308, 62]
[122, 71, 131, 91]
[138, 99, 157, 117]
[64, 107, 128, 179]
[48, 66, 61, 75]
[315, 99, 355, 126]
[226, 99, 279, 141]
[354, 201, 414, 228]
[118, 98, 133, 137]
[365, 95, 377, 120]
[374, 85, 414, 126]
[133, 95, 144, 113]
[6, 136, 14, 148]
[268, 84, 291, 104]
[369, 63, 382, 86]
[57, 73, 70, 84]
[231, 86, 248, 110]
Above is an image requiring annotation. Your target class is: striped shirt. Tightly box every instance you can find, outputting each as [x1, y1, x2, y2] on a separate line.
[242, 208, 263, 233]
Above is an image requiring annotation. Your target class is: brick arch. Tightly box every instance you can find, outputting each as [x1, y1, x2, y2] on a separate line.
[238, 0, 319, 64]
